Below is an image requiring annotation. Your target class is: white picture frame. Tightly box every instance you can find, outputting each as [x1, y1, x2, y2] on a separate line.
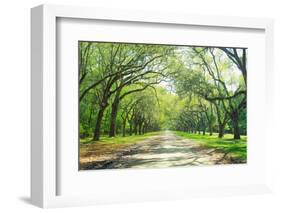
[31, 4, 274, 208]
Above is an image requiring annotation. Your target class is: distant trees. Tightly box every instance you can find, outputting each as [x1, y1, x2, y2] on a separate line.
[118, 89, 161, 137]
[172, 47, 247, 139]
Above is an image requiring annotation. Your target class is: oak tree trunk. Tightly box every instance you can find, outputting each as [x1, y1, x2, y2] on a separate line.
[134, 121, 138, 135]
[109, 91, 120, 137]
[129, 121, 133, 136]
[93, 106, 106, 141]
[232, 110, 241, 139]
[218, 124, 225, 138]
[209, 124, 213, 136]
[138, 123, 142, 135]
[122, 120, 126, 137]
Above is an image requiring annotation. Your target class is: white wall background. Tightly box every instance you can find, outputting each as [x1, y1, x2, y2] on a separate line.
[0, 0, 280, 212]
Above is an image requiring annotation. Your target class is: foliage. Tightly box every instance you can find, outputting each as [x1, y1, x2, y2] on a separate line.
[79, 42, 247, 142]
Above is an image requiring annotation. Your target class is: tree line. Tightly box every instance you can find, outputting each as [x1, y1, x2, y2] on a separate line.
[171, 47, 247, 139]
[79, 42, 247, 141]
[79, 42, 174, 141]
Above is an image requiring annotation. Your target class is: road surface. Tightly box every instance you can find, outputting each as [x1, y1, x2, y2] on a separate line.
[80, 131, 229, 170]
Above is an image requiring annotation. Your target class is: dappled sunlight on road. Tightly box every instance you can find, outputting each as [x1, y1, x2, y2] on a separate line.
[80, 131, 233, 170]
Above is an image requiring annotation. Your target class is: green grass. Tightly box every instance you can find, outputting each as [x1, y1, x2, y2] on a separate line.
[80, 131, 163, 145]
[174, 131, 247, 162]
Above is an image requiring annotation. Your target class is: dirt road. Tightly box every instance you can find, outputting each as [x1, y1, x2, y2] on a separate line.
[80, 131, 230, 170]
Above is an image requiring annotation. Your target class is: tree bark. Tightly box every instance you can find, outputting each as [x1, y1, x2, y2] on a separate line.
[134, 121, 138, 135]
[138, 123, 142, 135]
[109, 90, 120, 137]
[122, 120, 126, 137]
[214, 101, 227, 138]
[209, 124, 213, 136]
[232, 110, 241, 139]
[129, 121, 133, 136]
[93, 106, 106, 141]
[218, 124, 225, 138]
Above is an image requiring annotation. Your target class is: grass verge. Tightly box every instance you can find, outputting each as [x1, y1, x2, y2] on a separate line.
[174, 131, 247, 162]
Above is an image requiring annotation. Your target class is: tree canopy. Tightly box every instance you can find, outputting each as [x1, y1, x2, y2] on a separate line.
[79, 42, 247, 141]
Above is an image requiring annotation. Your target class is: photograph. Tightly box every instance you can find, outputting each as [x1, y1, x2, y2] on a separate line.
[79, 41, 247, 170]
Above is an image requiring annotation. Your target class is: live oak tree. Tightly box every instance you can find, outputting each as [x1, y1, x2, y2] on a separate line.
[172, 47, 246, 139]
[79, 42, 174, 140]
[198, 48, 246, 139]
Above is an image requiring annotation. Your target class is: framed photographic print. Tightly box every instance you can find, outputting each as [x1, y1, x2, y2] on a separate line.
[31, 4, 274, 208]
